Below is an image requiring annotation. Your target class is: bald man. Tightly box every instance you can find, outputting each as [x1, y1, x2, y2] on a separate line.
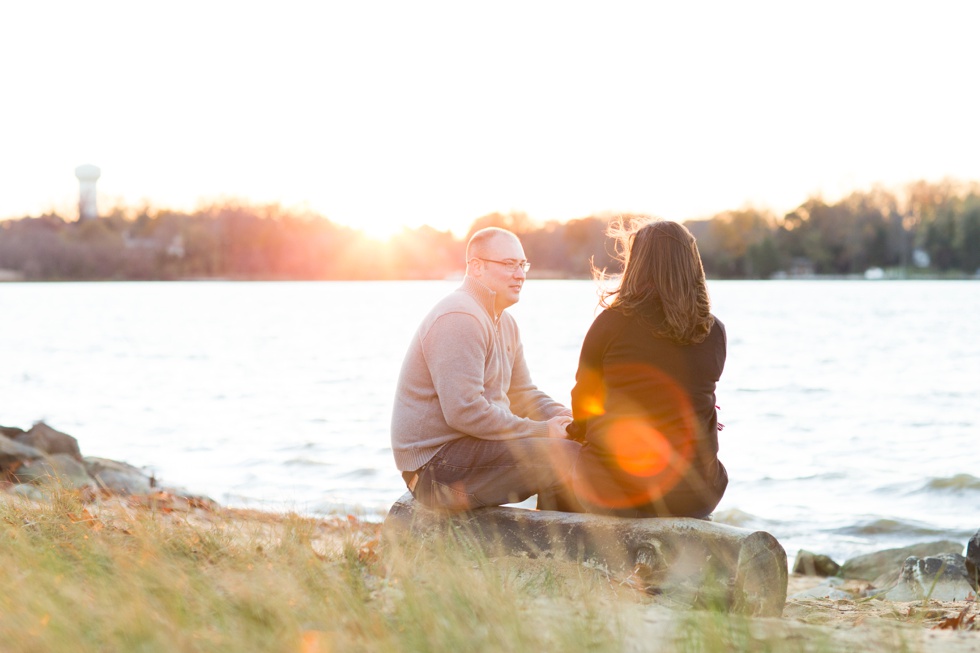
[391, 227, 580, 510]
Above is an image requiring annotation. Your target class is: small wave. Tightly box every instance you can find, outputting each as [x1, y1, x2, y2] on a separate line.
[791, 471, 849, 482]
[734, 383, 832, 395]
[712, 508, 769, 528]
[316, 378, 353, 386]
[281, 442, 318, 451]
[284, 458, 331, 467]
[339, 467, 378, 479]
[834, 518, 949, 537]
[921, 473, 980, 493]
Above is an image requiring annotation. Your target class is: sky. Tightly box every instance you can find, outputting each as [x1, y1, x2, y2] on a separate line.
[3, 1, 979, 238]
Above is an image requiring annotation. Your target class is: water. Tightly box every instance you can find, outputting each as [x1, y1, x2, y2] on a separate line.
[2, 280, 978, 565]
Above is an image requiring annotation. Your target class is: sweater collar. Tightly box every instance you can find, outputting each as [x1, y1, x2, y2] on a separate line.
[461, 275, 498, 319]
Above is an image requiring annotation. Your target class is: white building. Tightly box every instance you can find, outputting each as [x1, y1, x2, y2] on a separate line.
[74, 164, 101, 220]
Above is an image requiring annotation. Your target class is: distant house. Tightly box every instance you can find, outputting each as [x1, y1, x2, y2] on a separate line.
[123, 232, 185, 258]
[788, 257, 815, 278]
[122, 233, 158, 250]
[0, 269, 25, 282]
[912, 248, 930, 268]
[165, 234, 185, 258]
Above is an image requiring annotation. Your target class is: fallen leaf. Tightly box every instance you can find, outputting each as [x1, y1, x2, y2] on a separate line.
[932, 605, 976, 631]
[358, 537, 380, 565]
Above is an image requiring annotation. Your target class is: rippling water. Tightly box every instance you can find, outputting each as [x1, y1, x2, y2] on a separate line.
[2, 279, 978, 564]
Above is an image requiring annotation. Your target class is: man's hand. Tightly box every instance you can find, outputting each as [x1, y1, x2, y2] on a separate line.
[546, 415, 573, 439]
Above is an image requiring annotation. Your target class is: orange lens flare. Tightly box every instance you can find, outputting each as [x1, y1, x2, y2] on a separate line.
[573, 434, 692, 511]
[579, 396, 606, 418]
[606, 419, 671, 478]
[573, 368, 606, 418]
[571, 362, 701, 511]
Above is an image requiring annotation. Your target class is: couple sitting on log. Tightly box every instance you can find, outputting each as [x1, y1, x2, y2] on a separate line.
[391, 218, 728, 519]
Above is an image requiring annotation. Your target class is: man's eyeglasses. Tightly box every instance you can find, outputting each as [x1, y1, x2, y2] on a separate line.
[474, 258, 531, 273]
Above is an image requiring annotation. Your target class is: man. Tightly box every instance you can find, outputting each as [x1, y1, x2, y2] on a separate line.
[391, 227, 580, 510]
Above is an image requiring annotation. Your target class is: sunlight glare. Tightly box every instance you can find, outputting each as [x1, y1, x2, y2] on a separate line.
[606, 420, 672, 478]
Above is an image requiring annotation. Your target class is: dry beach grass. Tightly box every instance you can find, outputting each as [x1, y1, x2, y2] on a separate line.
[0, 490, 977, 653]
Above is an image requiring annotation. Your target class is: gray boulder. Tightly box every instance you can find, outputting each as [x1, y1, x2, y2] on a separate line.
[882, 553, 977, 601]
[10, 483, 46, 501]
[8, 453, 96, 489]
[0, 435, 44, 467]
[383, 492, 788, 617]
[841, 540, 963, 580]
[16, 422, 83, 461]
[793, 550, 841, 577]
[966, 529, 979, 589]
[84, 457, 155, 495]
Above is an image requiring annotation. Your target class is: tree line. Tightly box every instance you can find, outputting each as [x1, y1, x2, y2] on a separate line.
[1, 180, 978, 281]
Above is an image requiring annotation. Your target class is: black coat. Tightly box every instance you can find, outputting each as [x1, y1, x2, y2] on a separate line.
[569, 304, 728, 517]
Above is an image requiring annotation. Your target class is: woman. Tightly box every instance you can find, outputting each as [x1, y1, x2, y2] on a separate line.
[567, 218, 727, 518]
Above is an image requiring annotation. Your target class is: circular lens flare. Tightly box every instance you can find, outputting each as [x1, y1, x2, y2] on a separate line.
[606, 419, 671, 478]
[571, 362, 702, 511]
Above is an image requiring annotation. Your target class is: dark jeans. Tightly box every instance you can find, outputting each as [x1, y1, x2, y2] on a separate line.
[409, 436, 582, 511]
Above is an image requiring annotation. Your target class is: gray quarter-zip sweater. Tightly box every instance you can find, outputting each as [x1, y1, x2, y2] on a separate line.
[391, 276, 571, 472]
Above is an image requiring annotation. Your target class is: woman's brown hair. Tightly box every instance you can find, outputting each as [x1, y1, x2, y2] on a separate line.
[596, 216, 714, 344]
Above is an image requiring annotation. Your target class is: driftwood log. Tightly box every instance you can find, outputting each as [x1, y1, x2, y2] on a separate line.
[383, 492, 788, 617]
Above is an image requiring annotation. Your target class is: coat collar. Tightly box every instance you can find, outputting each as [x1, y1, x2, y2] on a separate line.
[461, 275, 498, 320]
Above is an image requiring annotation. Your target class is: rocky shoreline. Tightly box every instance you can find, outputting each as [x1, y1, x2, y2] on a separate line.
[792, 538, 979, 603]
[0, 421, 215, 508]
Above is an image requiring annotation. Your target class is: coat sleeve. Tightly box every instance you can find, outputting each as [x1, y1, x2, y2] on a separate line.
[507, 337, 572, 421]
[569, 311, 614, 439]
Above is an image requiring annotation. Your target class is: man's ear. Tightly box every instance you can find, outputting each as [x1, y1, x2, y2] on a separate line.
[467, 259, 483, 278]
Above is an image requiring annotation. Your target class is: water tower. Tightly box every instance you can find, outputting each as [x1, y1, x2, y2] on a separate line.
[74, 164, 101, 221]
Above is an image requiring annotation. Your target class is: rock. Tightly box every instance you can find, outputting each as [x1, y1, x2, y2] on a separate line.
[0, 425, 26, 439]
[711, 508, 762, 528]
[0, 435, 45, 468]
[16, 422, 83, 461]
[383, 492, 788, 617]
[966, 529, 979, 590]
[84, 457, 155, 495]
[9, 453, 96, 489]
[11, 483, 46, 501]
[882, 554, 977, 602]
[793, 550, 841, 577]
[841, 540, 964, 580]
